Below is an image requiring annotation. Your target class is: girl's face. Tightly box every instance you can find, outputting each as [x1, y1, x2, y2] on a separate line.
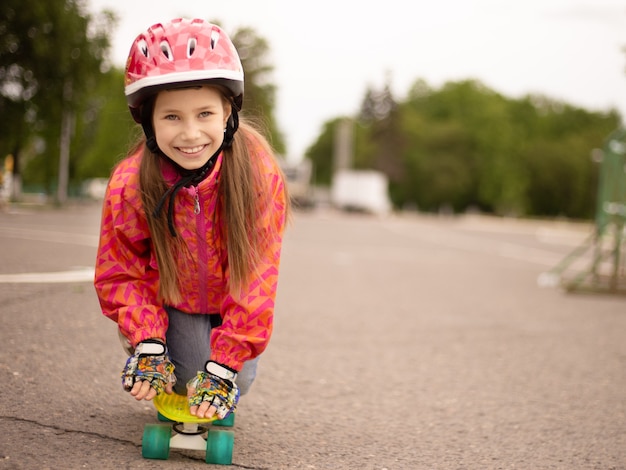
[153, 86, 231, 171]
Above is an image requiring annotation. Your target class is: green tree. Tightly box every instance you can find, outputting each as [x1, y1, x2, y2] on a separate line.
[357, 80, 404, 181]
[519, 97, 619, 218]
[0, 0, 114, 200]
[231, 27, 285, 155]
[74, 67, 137, 180]
[305, 118, 342, 186]
[399, 114, 476, 211]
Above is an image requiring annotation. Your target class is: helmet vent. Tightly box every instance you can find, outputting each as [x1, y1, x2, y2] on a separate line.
[210, 30, 220, 50]
[187, 37, 197, 57]
[160, 40, 173, 60]
[138, 39, 149, 58]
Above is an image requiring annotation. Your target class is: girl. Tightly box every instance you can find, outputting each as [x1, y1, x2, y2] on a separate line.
[94, 18, 289, 420]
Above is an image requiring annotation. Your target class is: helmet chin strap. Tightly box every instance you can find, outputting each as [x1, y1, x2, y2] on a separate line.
[224, 110, 239, 147]
[153, 141, 223, 237]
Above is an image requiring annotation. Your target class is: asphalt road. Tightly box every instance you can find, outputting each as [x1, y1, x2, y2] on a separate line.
[0, 202, 624, 469]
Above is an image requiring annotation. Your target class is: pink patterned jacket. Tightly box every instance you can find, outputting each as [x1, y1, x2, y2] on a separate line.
[94, 136, 287, 371]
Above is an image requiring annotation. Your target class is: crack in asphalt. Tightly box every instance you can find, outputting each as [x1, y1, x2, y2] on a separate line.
[0, 415, 268, 469]
[1, 414, 139, 447]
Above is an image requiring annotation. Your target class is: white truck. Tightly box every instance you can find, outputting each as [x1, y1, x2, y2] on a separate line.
[331, 169, 392, 215]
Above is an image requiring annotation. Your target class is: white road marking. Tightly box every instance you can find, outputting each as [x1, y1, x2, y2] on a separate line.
[0, 267, 95, 283]
[0, 225, 98, 283]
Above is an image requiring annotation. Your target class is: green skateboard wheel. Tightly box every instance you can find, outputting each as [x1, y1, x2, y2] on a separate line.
[142, 423, 171, 460]
[205, 428, 234, 465]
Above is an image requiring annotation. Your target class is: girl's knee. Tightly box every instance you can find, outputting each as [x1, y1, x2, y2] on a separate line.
[236, 358, 259, 396]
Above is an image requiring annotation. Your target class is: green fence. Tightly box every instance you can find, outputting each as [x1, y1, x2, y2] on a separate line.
[540, 127, 626, 294]
[596, 127, 626, 234]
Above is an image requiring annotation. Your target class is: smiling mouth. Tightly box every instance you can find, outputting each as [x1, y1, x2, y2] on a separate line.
[178, 145, 206, 154]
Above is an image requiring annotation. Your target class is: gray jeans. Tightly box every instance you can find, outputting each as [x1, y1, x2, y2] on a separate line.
[120, 307, 258, 396]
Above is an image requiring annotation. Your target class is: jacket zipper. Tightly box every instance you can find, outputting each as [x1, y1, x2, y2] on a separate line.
[193, 187, 200, 214]
[194, 186, 209, 312]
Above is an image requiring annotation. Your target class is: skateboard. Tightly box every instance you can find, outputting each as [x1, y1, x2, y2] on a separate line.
[142, 392, 235, 465]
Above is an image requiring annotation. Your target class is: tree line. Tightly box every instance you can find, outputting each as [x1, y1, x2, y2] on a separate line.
[306, 79, 622, 219]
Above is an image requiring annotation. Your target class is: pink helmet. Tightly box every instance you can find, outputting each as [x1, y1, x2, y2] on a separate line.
[124, 18, 244, 123]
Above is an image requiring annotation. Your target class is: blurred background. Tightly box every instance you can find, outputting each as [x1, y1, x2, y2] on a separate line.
[0, 0, 625, 222]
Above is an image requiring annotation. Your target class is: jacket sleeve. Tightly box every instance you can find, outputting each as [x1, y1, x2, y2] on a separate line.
[210, 152, 288, 371]
[94, 160, 168, 346]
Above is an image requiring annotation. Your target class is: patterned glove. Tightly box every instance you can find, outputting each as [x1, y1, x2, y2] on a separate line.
[122, 339, 176, 395]
[187, 361, 240, 419]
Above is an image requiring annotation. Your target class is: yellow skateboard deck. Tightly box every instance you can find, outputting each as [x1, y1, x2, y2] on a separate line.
[153, 392, 216, 424]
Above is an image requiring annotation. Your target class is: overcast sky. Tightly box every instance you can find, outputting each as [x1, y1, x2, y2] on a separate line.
[88, 0, 626, 160]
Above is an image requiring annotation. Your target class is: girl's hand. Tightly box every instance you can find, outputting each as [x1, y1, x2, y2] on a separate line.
[130, 378, 174, 401]
[187, 361, 239, 419]
[121, 339, 176, 399]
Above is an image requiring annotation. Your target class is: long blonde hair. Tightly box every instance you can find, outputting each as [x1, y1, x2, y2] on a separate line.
[137, 112, 289, 305]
